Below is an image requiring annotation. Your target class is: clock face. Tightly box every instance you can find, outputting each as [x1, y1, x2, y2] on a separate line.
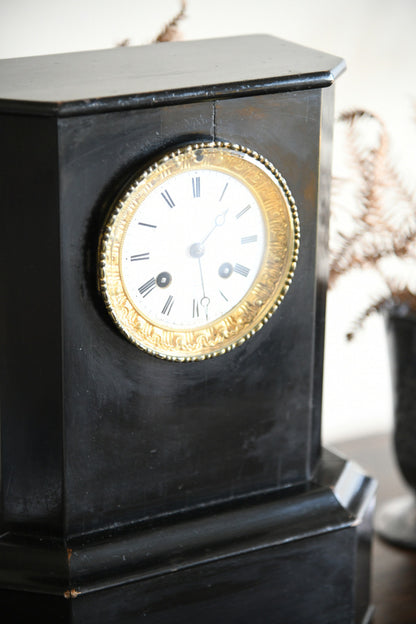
[121, 168, 266, 330]
[99, 142, 299, 360]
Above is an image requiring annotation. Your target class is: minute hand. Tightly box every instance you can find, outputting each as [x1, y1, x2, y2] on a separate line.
[197, 257, 210, 321]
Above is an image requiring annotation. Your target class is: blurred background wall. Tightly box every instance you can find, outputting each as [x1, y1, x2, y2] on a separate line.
[1, 0, 415, 445]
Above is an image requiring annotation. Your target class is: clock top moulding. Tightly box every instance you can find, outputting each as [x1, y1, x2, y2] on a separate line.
[0, 35, 345, 116]
[0, 35, 345, 540]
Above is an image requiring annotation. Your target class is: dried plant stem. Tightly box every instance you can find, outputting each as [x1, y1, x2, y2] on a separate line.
[116, 1, 187, 47]
[329, 111, 388, 285]
[154, 0, 187, 43]
[329, 106, 416, 336]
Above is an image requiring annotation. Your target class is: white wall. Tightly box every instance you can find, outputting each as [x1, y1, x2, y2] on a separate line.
[2, 0, 415, 444]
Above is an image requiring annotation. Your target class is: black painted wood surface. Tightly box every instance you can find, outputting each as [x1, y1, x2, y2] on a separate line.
[0, 450, 376, 623]
[0, 35, 361, 623]
[0, 38, 341, 538]
[1, 96, 325, 534]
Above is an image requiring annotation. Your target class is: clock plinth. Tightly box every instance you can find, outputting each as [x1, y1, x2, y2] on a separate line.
[0, 36, 374, 622]
[0, 451, 375, 624]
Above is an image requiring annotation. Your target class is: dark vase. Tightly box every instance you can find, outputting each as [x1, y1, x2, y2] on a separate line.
[376, 308, 416, 548]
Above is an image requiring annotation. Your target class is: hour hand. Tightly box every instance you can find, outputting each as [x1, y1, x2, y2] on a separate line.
[200, 207, 230, 244]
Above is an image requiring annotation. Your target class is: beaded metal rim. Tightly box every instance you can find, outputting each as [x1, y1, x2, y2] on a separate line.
[98, 141, 300, 361]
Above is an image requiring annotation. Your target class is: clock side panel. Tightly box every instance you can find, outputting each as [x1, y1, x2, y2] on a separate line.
[311, 86, 336, 462]
[0, 114, 64, 535]
[57, 93, 328, 536]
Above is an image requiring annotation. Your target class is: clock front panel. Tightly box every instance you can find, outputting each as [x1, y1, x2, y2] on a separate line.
[56, 90, 327, 535]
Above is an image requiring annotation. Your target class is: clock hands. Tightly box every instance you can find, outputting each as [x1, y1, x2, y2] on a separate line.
[190, 207, 230, 322]
[131, 177, 258, 326]
[189, 204, 246, 321]
[133, 196, 252, 326]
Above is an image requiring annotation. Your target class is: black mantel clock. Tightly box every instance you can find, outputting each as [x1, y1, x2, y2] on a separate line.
[0, 36, 376, 623]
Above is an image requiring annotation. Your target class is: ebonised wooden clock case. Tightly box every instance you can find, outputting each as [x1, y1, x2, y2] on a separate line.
[0, 35, 375, 623]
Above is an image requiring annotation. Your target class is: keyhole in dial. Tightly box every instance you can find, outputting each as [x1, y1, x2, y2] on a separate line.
[218, 262, 233, 278]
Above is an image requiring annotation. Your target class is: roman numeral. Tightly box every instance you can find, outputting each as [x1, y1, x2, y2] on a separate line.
[192, 177, 201, 198]
[234, 263, 250, 277]
[219, 182, 229, 202]
[138, 277, 156, 297]
[236, 204, 251, 219]
[161, 295, 174, 316]
[192, 298, 200, 318]
[130, 252, 150, 261]
[241, 235, 258, 244]
[161, 190, 175, 208]
[138, 222, 157, 228]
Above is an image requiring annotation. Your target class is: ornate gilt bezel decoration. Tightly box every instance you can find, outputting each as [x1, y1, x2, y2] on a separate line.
[98, 141, 300, 361]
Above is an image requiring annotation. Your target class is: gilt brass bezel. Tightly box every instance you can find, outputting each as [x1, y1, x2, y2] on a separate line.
[98, 141, 300, 361]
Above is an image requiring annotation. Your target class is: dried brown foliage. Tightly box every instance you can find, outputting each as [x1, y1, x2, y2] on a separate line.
[329, 109, 416, 337]
[154, 0, 187, 43]
[117, 1, 187, 47]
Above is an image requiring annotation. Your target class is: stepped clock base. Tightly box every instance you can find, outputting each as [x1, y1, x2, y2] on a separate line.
[0, 449, 376, 623]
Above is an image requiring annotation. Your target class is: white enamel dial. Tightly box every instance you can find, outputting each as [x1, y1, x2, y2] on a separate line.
[121, 168, 266, 329]
[99, 142, 299, 361]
